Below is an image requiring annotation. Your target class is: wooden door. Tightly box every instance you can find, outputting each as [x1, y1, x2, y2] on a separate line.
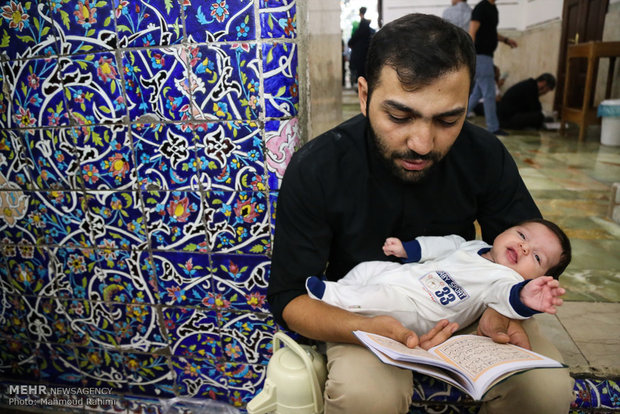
[555, 0, 609, 110]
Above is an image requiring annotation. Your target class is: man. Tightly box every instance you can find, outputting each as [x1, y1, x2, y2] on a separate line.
[468, 0, 517, 136]
[442, 0, 472, 32]
[268, 14, 574, 414]
[498, 73, 556, 130]
[348, 7, 372, 85]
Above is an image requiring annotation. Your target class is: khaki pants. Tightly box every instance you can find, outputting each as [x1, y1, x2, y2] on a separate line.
[324, 318, 575, 414]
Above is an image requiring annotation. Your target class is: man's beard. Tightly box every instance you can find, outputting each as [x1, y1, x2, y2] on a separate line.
[368, 119, 443, 184]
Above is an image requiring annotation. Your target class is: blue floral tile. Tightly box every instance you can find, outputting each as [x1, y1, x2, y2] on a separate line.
[37, 343, 83, 386]
[269, 191, 276, 241]
[123, 396, 164, 414]
[106, 303, 167, 352]
[210, 254, 269, 312]
[131, 123, 200, 191]
[62, 299, 104, 347]
[49, 0, 117, 54]
[187, 44, 260, 122]
[49, 246, 99, 300]
[262, 42, 298, 117]
[74, 345, 127, 391]
[411, 374, 470, 403]
[0, 67, 8, 129]
[206, 190, 270, 254]
[184, 0, 255, 43]
[0, 129, 31, 188]
[0, 338, 39, 382]
[124, 352, 175, 397]
[21, 128, 81, 190]
[62, 52, 126, 125]
[259, 1, 296, 39]
[0, 291, 31, 340]
[162, 307, 222, 360]
[28, 296, 79, 345]
[196, 121, 265, 192]
[264, 118, 300, 190]
[74, 125, 136, 189]
[172, 356, 228, 401]
[115, 0, 183, 48]
[9, 57, 67, 129]
[583, 378, 620, 409]
[86, 190, 148, 249]
[84, 395, 125, 412]
[94, 248, 159, 305]
[223, 361, 266, 408]
[0, 0, 58, 60]
[14, 191, 91, 246]
[144, 190, 207, 251]
[151, 251, 211, 306]
[218, 310, 275, 365]
[122, 48, 191, 122]
[5, 244, 49, 296]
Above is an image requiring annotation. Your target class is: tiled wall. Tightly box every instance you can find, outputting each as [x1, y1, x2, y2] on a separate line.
[0, 0, 300, 411]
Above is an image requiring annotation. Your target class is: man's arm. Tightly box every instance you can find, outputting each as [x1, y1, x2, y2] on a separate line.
[468, 20, 480, 41]
[283, 294, 459, 349]
[498, 34, 518, 48]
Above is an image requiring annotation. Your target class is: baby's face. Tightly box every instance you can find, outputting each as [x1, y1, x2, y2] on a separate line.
[486, 222, 562, 279]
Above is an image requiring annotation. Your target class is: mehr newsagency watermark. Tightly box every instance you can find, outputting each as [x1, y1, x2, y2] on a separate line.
[5, 384, 118, 408]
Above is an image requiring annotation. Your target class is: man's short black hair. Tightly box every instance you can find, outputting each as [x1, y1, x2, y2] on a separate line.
[360, 7, 367, 15]
[364, 13, 475, 97]
[536, 73, 556, 90]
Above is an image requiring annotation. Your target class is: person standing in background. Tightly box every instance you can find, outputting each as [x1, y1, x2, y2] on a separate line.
[468, 0, 517, 136]
[442, 0, 472, 32]
[348, 7, 372, 89]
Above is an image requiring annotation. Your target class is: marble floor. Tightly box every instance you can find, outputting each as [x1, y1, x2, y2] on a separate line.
[342, 89, 620, 377]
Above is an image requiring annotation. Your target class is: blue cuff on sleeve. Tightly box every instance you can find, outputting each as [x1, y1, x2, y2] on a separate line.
[402, 240, 422, 263]
[509, 280, 541, 318]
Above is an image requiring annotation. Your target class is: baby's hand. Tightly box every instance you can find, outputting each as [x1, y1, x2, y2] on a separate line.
[520, 276, 565, 314]
[383, 237, 407, 258]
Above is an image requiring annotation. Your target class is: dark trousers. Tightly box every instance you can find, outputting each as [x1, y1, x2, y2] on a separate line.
[499, 111, 544, 130]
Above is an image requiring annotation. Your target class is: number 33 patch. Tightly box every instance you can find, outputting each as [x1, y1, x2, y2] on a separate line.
[419, 271, 469, 307]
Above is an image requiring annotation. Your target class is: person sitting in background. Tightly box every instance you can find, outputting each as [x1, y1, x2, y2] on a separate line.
[497, 73, 555, 130]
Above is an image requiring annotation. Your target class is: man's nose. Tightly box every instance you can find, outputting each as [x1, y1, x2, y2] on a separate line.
[406, 121, 434, 155]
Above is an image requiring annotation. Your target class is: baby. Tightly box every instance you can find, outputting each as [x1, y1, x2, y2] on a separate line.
[306, 218, 571, 334]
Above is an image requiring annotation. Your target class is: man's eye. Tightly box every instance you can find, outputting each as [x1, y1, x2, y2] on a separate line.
[437, 119, 458, 127]
[388, 114, 408, 123]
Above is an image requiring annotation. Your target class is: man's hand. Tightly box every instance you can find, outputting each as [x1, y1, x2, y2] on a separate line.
[365, 316, 458, 349]
[520, 276, 565, 314]
[477, 307, 531, 349]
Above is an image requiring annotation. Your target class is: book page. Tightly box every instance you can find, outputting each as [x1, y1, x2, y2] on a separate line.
[430, 335, 559, 381]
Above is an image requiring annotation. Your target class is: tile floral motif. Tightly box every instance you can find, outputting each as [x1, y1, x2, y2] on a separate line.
[219, 310, 274, 365]
[74, 345, 127, 391]
[187, 44, 261, 122]
[122, 47, 190, 122]
[4, 243, 49, 296]
[28, 297, 79, 345]
[37, 343, 83, 385]
[0, 290, 32, 341]
[21, 128, 81, 190]
[184, 0, 255, 43]
[163, 307, 222, 360]
[48, 246, 99, 300]
[144, 190, 208, 251]
[0, 0, 58, 60]
[262, 42, 298, 117]
[0, 338, 38, 382]
[223, 361, 266, 408]
[86, 191, 148, 250]
[61, 52, 126, 125]
[172, 356, 228, 401]
[151, 251, 212, 306]
[8, 57, 67, 129]
[49, 0, 117, 54]
[259, 0, 296, 39]
[106, 303, 167, 352]
[0, 129, 31, 188]
[195, 121, 265, 192]
[264, 117, 299, 190]
[206, 190, 270, 254]
[131, 123, 200, 191]
[210, 253, 269, 312]
[75, 125, 136, 189]
[124, 352, 175, 397]
[115, 0, 183, 48]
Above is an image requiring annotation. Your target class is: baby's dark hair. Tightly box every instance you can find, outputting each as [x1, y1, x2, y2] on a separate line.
[520, 218, 571, 279]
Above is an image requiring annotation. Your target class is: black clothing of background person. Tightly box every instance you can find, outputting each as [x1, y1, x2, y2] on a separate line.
[498, 78, 544, 129]
[348, 17, 372, 80]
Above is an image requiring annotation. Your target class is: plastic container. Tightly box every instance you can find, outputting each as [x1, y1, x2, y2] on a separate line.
[598, 99, 620, 146]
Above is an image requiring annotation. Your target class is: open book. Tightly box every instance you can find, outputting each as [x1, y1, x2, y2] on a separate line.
[353, 331, 565, 400]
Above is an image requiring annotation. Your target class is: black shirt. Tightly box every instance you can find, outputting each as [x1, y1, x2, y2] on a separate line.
[267, 115, 540, 327]
[471, 0, 499, 56]
[498, 78, 542, 118]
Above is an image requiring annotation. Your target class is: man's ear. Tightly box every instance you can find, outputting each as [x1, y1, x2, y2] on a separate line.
[358, 77, 369, 116]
